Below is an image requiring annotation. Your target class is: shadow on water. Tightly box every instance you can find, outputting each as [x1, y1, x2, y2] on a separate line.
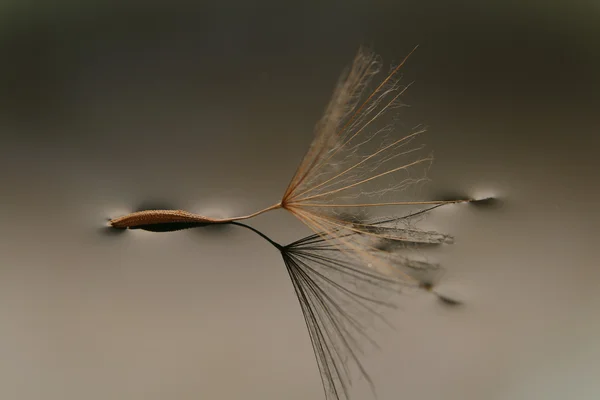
[419, 282, 463, 307]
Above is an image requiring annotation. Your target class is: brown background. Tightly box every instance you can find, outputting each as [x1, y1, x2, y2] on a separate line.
[0, 1, 598, 399]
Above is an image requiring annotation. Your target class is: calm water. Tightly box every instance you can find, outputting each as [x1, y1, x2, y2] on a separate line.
[1, 3, 598, 400]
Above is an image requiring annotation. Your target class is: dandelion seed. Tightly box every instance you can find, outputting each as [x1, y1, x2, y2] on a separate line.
[108, 47, 473, 399]
[109, 46, 471, 232]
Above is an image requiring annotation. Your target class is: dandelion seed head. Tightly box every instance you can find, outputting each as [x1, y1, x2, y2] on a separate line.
[276, 46, 469, 293]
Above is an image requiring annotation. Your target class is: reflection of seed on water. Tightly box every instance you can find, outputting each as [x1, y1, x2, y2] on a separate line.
[232, 220, 458, 400]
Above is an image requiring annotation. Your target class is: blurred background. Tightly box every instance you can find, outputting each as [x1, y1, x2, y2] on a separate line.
[0, 1, 598, 399]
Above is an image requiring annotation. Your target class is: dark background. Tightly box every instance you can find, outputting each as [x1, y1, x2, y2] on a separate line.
[0, 1, 598, 399]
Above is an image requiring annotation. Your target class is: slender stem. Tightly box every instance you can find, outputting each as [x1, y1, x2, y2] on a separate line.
[230, 222, 282, 250]
[229, 202, 283, 221]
